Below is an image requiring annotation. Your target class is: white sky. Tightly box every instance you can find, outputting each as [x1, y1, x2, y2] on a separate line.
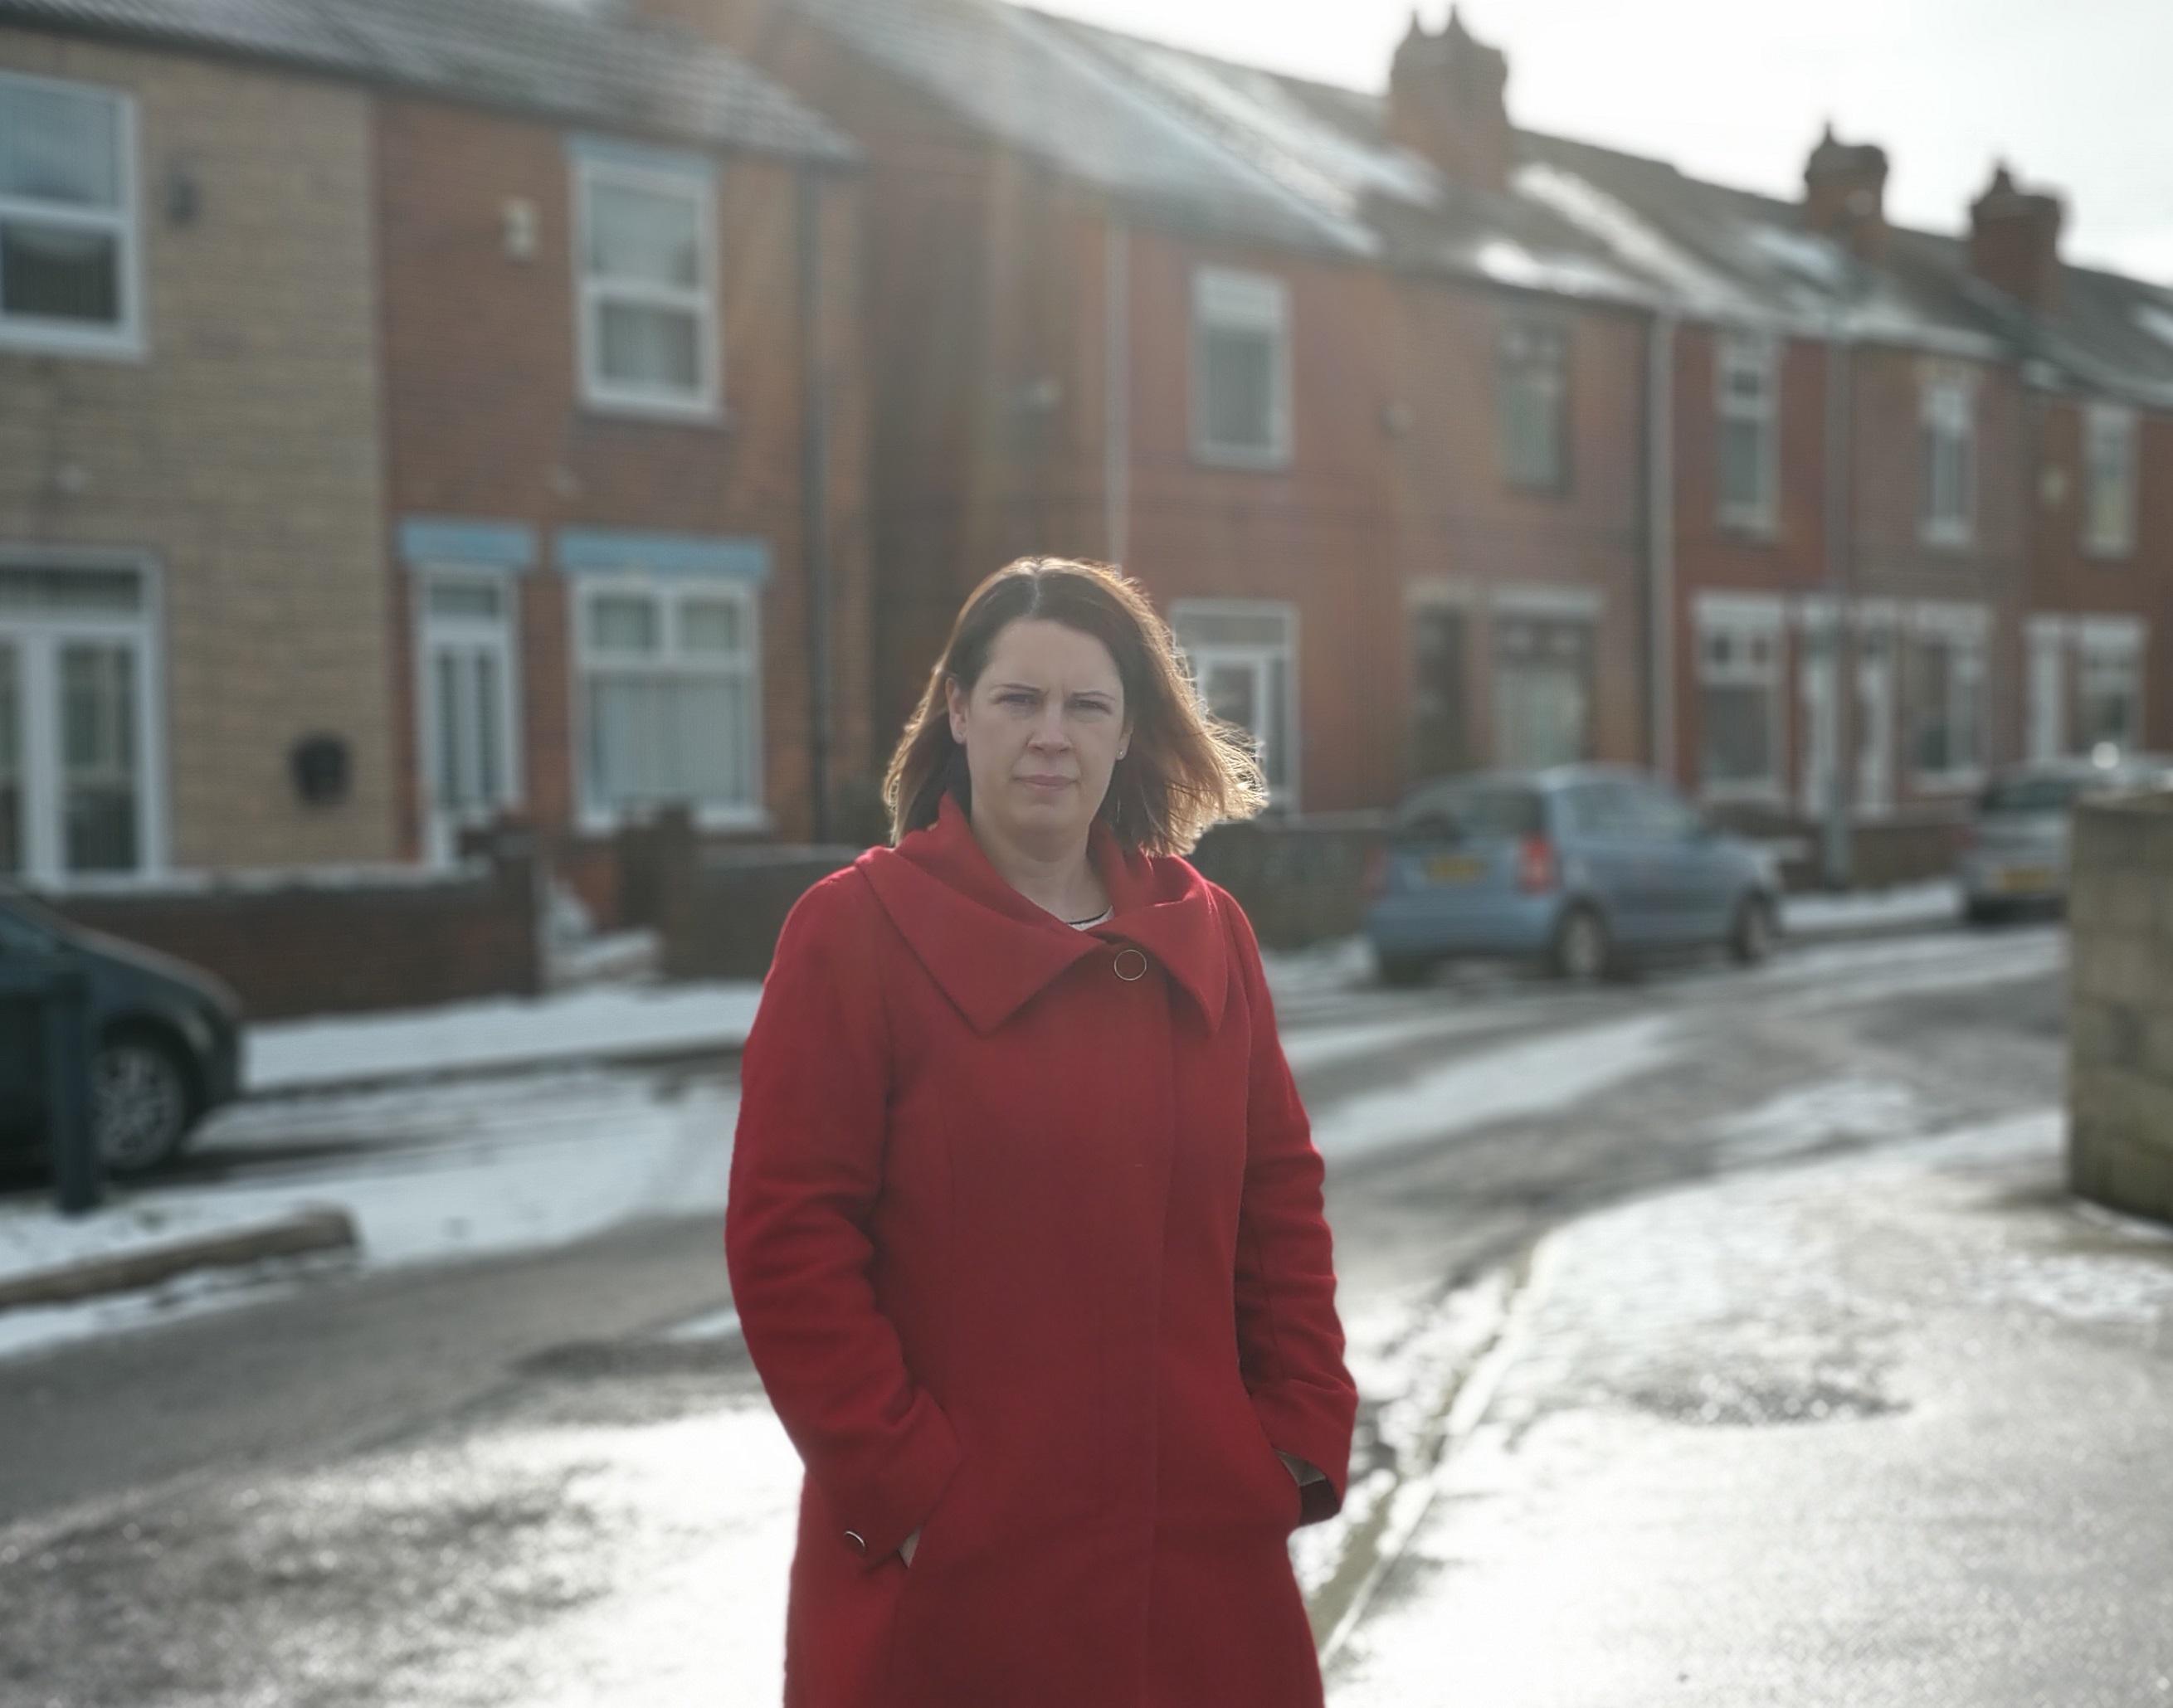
[1026, 0, 2173, 283]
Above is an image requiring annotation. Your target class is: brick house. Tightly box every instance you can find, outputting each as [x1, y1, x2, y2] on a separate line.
[0, 7, 394, 888]
[0, 0, 870, 922]
[639, 0, 1664, 815]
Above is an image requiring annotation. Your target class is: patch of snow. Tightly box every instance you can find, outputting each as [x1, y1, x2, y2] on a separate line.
[1312, 1015, 1677, 1162]
[1284, 1009, 1532, 1073]
[1782, 880, 1960, 936]
[1739, 223, 1852, 288]
[0, 1070, 738, 1362]
[2132, 302, 2173, 349]
[1712, 1078, 1925, 1163]
[1259, 934, 1373, 1001]
[246, 981, 762, 1092]
[1513, 162, 1752, 319]
[1966, 1248, 2173, 1327]
[1465, 233, 1639, 302]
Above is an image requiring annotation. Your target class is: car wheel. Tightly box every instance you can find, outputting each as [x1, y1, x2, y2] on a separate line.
[1374, 949, 1433, 989]
[93, 1033, 197, 1176]
[1729, 894, 1777, 967]
[1551, 906, 1612, 984]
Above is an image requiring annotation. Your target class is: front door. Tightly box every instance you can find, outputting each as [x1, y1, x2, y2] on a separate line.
[2029, 627, 2066, 762]
[1411, 605, 1473, 783]
[417, 572, 520, 866]
[1855, 627, 1895, 815]
[1800, 619, 1837, 820]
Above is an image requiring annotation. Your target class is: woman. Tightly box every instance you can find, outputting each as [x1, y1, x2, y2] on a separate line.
[727, 557, 1356, 1707]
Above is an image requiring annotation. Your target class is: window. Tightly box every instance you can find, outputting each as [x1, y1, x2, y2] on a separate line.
[1409, 602, 1474, 780]
[0, 71, 138, 355]
[2082, 403, 2137, 557]
[1172, 601, 1297, 805]
[576, 579, 758, 823]
[574, 152, 718, 416]
[1717, 333, 1777, 530]
[1498, 321, 1568, 491]
[2078, 620, 2144, 752]
[1907, 609, 1989, 786]
[1191, 268, 1291, 466]
[1492, 608, 1592, 768]
[1919, 372, 1976, 546]
[0, 557, 158, 883]
[1696, 597, 1785, 800]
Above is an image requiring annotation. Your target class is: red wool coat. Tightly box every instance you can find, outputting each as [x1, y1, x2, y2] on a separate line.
[726, 795, 1357, 1708]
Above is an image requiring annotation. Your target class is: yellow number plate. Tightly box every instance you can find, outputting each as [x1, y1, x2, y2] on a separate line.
[1995, 866, 2054, 895]
[1426, 854, 1486, 883]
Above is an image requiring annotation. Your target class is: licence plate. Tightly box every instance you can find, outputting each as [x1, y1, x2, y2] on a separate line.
[1426, 854, 1486, 883]
[1994, 866, 2055, 895]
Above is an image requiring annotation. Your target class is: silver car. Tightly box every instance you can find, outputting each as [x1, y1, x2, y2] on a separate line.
[1959, 753, 2173, 923]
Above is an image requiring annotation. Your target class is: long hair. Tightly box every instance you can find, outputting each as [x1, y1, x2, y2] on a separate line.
[882, 557, 1268, 855]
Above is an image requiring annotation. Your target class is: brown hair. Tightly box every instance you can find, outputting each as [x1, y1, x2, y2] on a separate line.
[882, 557, 1268, 855]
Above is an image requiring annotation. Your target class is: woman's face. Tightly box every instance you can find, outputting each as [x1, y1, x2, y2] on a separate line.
[947, 618, 1132, 854]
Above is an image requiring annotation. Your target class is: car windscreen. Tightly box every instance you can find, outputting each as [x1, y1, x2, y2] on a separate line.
[1395, 785, 1544, 843]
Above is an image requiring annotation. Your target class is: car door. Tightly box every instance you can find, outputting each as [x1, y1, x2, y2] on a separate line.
[1627, 781, 1739, 942]
[1556, 780, 1667, 945]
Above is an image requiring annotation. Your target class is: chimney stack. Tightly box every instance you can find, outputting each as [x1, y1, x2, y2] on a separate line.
[1386, 7, 1513, 196]
[1802, 123, 1888, 260]
[1967, 163, 2065, 315]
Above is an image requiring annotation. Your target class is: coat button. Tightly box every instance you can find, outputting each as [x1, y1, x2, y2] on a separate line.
[844, 1530, 866, 1553]
[1113, 948, 1147, 982]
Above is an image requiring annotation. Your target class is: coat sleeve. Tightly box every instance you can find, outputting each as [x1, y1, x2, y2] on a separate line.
[1224, 893, 1359, 1526]
[726, 873, 959, 1569]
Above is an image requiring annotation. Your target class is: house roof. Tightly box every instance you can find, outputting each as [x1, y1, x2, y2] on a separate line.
[786, 0, 2173, 405]
[0, 0, 859, 165]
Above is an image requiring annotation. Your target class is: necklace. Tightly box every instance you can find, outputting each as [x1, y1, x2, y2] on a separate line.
[1065, 903, 1113, 928]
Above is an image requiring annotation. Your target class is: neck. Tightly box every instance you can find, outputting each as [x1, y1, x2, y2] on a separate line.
[967, 805, 1106, 922]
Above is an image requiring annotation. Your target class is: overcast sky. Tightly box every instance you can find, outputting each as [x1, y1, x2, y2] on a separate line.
[1026, 0, 2173, 283]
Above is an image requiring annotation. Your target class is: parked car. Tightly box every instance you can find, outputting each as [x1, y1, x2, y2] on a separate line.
[1958, 752, 2173, 924]
[0, 888, 244, 1175]
[1362, 766, 1783, 985]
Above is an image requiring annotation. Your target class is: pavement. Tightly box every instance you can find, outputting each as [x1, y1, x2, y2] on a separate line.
[1325, 1108, 2173, 1707]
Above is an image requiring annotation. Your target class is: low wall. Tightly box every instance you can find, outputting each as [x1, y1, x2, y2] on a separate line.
[1708, 802, 1968, 892]
[43, 835, 545, 1022]
[1188, 813, 1391, 951]
[2067, 791, 2173, 1228]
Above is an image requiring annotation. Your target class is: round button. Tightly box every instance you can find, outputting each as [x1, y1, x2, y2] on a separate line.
[1113, 948, 1148, 982]
[844, 1530, 867, 1553]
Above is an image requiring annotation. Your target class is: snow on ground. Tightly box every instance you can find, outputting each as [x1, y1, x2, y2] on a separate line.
[1781, 879, 1961, 936]
[0, 1069, 739, 1362]
[247, 982, 762, 1093]
[1311, 1015, 1678, 1164]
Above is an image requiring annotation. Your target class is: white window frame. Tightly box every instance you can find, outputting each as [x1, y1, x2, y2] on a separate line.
[1497, 318, 1571, 493]
[1716, 331, 1779, 533]
[0, 69, 144, 360]
[1906, 602, 1990, 791]
[2025, 615, 2068, 763]
[1694, 594, 1787, 805]
[569, 574, 763, 834]
[1189, 266, 1293, 470]
[413, 566, 524, 867]
[1169, 598, 1299, 809]
[2076, 616, 2146, 754]
[0, 547, 167, 888]
[2081, 402, 2138, 558]
[572, 152, 721, 421]
[1918, 370, 1977, 548]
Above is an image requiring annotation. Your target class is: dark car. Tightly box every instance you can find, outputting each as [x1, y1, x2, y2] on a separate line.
[0, 888, 244, 1175]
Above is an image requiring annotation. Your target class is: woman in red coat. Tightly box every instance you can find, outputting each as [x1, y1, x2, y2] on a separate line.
[728, 557, 1357, 1707]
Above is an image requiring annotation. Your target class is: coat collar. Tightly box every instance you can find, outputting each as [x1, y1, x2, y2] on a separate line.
[858, 794, 1228, 1034]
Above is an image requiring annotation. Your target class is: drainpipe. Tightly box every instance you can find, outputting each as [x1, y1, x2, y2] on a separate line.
[1646, 313, 1677, 781]
[1104, 213, 1131, 567]
[1820, 291, 1857, 888]
[798, 168, 833, 843]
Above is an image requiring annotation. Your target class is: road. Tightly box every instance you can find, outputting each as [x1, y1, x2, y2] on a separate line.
[0, 924, 2065, 1707]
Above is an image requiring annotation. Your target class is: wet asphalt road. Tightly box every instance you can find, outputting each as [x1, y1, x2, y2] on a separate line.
[0, 925, 2068, 1707]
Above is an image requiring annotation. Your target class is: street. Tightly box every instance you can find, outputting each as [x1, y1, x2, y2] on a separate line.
[0, 925, 2074, 1706]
